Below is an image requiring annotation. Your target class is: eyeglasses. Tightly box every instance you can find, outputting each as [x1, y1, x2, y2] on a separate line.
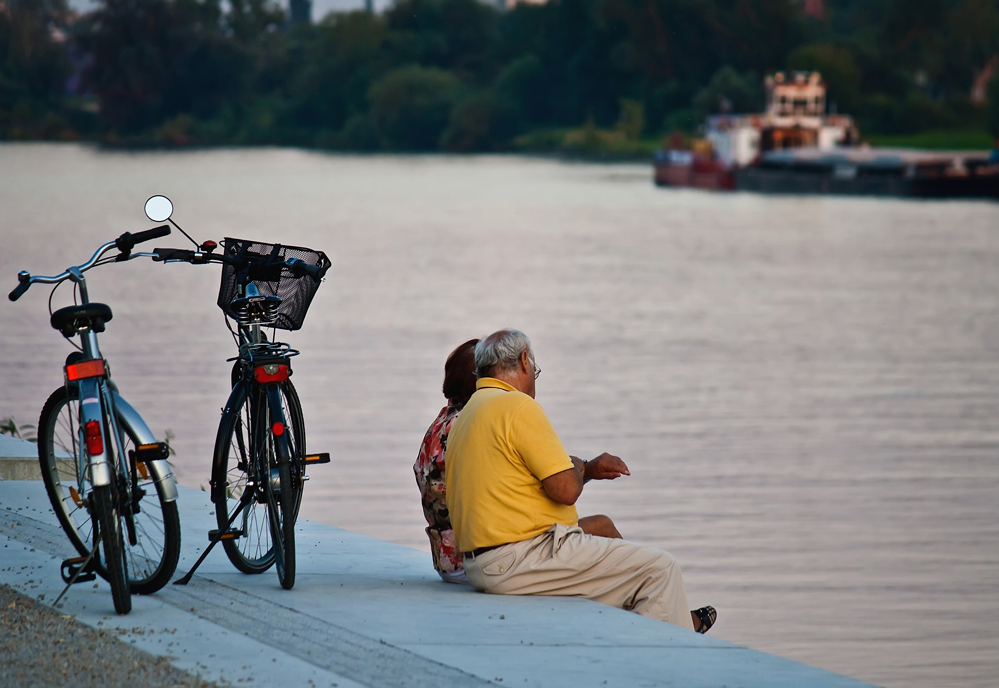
[530, 359, 541, 380]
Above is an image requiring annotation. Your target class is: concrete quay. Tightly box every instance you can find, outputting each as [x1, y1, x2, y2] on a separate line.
[0, 438, 876, 688]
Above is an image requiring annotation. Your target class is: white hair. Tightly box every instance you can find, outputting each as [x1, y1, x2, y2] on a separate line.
[475, 329, 532, 377]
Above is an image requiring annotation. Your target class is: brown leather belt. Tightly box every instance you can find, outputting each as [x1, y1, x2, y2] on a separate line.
[462, 544, 503, 559]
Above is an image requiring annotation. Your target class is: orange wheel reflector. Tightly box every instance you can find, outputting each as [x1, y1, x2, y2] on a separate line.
[84, 420, 103, 456]
[272, 422, 285, 436]
[66, 359, 106, 381]
[137, 462, 150, 480]
[69, 486, 83, 508]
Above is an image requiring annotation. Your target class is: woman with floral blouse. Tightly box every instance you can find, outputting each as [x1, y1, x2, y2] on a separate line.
[414, 339, 479, 583]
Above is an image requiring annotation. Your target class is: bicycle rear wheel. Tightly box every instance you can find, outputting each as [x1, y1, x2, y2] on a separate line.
[92, 484, 131, 614]
[37, 385, 181, 594]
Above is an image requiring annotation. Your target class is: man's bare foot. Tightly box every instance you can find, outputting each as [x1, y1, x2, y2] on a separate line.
[578, 514, 622, 539]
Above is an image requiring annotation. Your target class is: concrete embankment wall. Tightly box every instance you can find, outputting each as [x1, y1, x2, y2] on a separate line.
[0, 435, 876, 687]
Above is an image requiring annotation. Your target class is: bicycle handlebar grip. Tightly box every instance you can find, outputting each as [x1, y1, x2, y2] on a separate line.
[132, 224, 171, 245]
[116, 225, 171, 252]
[8, 280, 29, 302]
[287, 258, 326, 282]
[151, 248, 196, 262]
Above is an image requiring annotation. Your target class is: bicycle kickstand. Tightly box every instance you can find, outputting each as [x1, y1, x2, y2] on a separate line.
[173, 495, 252, 586]
[53, 543, 100, 608]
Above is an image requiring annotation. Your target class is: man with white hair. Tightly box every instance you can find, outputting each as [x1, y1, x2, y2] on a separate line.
[445, 328, 715, 632]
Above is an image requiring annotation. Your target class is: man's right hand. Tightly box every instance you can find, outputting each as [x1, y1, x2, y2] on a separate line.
[583, 453, 630, 481]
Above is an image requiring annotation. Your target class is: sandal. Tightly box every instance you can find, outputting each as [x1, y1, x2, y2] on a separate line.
[692, 606, 717, 634]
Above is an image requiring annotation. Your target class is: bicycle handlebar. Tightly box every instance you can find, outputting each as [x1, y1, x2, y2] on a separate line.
[152, 247, 328, 282]
[285, 258, 326, 282]
[116, 225, 171, 253]
[9, 239, 117, 301]
[9, 225, 174, 302]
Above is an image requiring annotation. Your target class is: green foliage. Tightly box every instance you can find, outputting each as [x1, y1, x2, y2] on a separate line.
[368, 65, 459, 150]
[989, 73, 999, 137]
[788, 43, 860, 113]
[0, 0, 74, 139]
[661, 108, 698, 135]
[0, 417, 37, 443]
[441, 89, 522, 151]
[163, 429, 177, 457]
[616, 99, 645, 141]
[4, 0, 999, 150]
[866, 129, 996, 150]
[494, 54, 545, 123]
[691, 67, 763, 118]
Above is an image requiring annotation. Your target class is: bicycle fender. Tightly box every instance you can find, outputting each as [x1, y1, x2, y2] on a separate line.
[147, 459, 178, 502]
[265, 384, 293, 464]
[78, 378, 111, 487]
[112, 391, 178, 503]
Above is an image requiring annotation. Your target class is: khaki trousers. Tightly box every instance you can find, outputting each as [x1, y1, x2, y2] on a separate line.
[464, 524, 695, 631]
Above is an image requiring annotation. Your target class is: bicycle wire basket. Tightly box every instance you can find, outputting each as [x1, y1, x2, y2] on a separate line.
[217, 238, 331, 331]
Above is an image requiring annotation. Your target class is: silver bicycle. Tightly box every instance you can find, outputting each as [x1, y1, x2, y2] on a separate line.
[9, 207, 181, 614]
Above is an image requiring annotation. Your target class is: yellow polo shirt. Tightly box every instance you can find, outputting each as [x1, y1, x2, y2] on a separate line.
[445, 378, 578, 552]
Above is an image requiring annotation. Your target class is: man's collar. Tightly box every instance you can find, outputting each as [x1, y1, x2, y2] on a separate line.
[476, 377, 517, 392]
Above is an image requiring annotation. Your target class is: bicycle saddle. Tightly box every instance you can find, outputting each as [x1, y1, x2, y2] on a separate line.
[50, 303, 113, 337]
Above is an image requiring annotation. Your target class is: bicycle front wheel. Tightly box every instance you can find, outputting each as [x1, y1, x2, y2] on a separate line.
[37, 385, 181, 594]
[92, 484, 131, 614]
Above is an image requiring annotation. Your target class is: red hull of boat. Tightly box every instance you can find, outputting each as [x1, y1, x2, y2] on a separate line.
[654, 161, 736, 191]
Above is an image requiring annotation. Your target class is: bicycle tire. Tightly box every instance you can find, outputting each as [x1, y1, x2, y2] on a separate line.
[270, 451, 296, 590]
[280, 379, 306, 520]
[212, 380, 305, 575]
[92, 484, 131, 614]
[37, 385, 181, 594]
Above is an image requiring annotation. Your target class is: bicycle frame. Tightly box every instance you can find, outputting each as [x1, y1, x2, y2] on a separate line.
[14, 239, 179, 502]
[62, 272, 177, 505]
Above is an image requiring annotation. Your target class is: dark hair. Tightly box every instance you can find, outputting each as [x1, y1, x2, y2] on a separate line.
[443, 338, 479, 407]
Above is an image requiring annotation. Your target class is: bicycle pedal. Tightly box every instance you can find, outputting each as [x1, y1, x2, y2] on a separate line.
[304, 452, 330, 465]
[131, 442, 170, 462]
[60, 556, 97, 584]
[208, 528, 243, 541]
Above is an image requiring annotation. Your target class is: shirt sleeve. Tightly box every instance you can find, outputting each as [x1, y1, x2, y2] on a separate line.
[511, 398, 574, 481]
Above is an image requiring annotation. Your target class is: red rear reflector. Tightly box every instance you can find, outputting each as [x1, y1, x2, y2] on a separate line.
[84, 420, 103, 455]
[272, 422, 285, 436]
[254, 364, 290, 383]
[66, 359, 106, 381]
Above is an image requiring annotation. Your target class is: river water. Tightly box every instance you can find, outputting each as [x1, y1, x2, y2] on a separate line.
[2, 143, 997, 687]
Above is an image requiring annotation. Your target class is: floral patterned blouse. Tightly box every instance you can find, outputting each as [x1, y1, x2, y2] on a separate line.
[414, 403, 463, 575]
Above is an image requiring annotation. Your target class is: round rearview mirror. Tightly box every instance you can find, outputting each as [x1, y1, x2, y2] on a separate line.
[144, 195, 174, 223]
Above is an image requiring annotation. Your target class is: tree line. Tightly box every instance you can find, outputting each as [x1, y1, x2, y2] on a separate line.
[3, 0, 999, 151]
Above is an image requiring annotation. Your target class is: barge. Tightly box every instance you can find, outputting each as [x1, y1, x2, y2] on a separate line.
[738, 148, 999, 198]
[654, 70, 999, 198]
